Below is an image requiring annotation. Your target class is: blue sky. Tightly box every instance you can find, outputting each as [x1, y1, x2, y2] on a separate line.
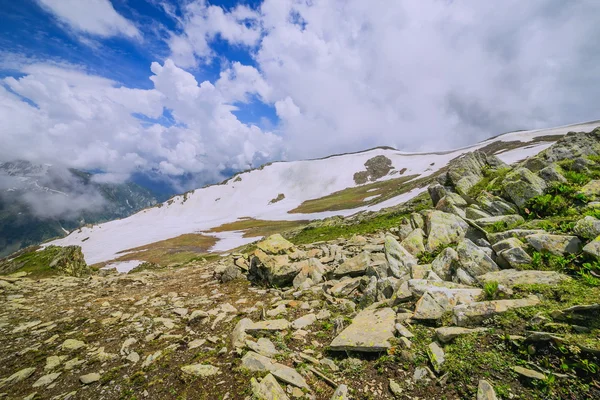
[1, 0, 599, 193]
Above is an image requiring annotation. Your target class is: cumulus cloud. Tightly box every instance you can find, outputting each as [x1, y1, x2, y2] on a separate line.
[172, 0, 600, 159]
[0, 58, 284, 192]
[36, 0, 141, 39]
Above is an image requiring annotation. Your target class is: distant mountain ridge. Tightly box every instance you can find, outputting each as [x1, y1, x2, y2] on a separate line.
[0, 161, 158, 258]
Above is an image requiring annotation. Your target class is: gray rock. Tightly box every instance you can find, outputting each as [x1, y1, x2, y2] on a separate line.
[539, 164, 566, 185]
[250, 249, 300, 287]
[241, 351, 308, 388]
[328, 276, 366, 297]
[512, 366, 546, 380]
[491, 237, 525, 253]
[79, 373, 101, 385]
[330, 384, 349, 400]
[476, 193, 519, 216]
[497, 247, 532, 269]
[574, 216, 600, 240]
[502, 167, 547, 209]
[251, 373, 290, 400]
[427, 342, 445, 373]
[475, 214, 524, 228]
[0, 367, 36, 388]
[292, 258, 326, 288]
[583, 236, 600, 259]
[384, 235, 417, 279]
[329, 308, 396, 352]
[333, 252, 370, 278]
[525, 234, 582, 255]
[477, 269, 569, 288]
[424, 211, 469, 252]
[465, 206, 492, 220]
[220, 265, 244, 283]
[61, 339, 86, 351]
[231, 317, 253, 348]
[488, 229, 547, 244]
[436, 194, 467, 218]
[180, 364, 220, 377]
[410, 212, 425, 230]
[389, 379, 403, 396]
[477, 379, 498, 400]
[246, 338, 279, 357]
[401, 228, 426, 256]
[32, 372, 61, 388]
[579, 180, 600, 201]
[453, 296, 540, 326]
[257, 234, 295, 255]
[246, 319, 291, 334]
[435, 327, 487, 343]
[456, 239, 499, 278]
[428, 183, 448, 207]
[291, 313, 317, 330]
[431, 247, 459, 281]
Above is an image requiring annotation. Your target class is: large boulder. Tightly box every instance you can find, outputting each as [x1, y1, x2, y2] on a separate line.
[525, 234, 582, 255]
[431, 247, 459, 281]
[455, 239, 499, 282]
[256, 234, 295, 255]
[442, 151, 507, 196]
[249, 250, 300, 287]
[524, 130, 600, 171]
[47, 246, 90, 277]
[502, 168, 547, 209]
[400, 228, 426, 256]
[332, 252, 370, 278]
[292, 258, 326, 288]
[384, 235, 417, 279]
[329, 308, 396, 352]
[574, 216, 600, 240]
[476, 192, 519, 216]
[423, 211, 469, 252]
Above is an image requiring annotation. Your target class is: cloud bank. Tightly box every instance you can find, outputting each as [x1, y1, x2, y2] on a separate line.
[2, 0, 600, 192]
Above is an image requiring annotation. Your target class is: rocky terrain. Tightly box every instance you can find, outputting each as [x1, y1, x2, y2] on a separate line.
[2, 129, 600, 399]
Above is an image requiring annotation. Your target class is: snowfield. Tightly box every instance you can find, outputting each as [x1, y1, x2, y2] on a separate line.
[48, 121, 600, 265]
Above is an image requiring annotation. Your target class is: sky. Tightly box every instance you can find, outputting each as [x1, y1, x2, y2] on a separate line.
[1, 0, 600, 193]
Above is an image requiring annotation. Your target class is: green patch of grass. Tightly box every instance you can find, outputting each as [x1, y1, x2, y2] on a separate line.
[2, 245, 63, 277]
[208, 218, 308, 239]
[289, 193, 431, 244]
[483, 281, 500, 300]
[468, 167, 512, 198]
[289, 174, 421, 214]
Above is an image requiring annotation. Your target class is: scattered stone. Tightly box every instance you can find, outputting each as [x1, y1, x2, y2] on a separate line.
[385, 235, 417, 279]
[456, 239, 499, 280]
[401, 228, 426, 256]
[525, 234, 582, 255]
[427, 342, 445, 373]
[61, 339, 86, 351]
[0, 367, 36, 388]
[332, 252, 370, 278]
[435, 327, 487, 343]
[291, 313, 317, 330]
[231, 318, 253, 348]
[477, 379, 498, 400]
[512, 366, 546, 380]
[246, 338, 278, 357]
[79, 373, 101, 385]
[329, 308, 395, 352]
[583, 236, 600, 260]
[424, 211, 469, 252]
[180, 364, 220, 377]
[32, 372, 61, 388]
[257, 234, 295, 255]
[247, 319, 291, 334]
[431, 247, 459, 281]
[453, 296, 540, 326]
[389, 379, 403, 396]
[251, 373, 290, 400]
[573, 216, 600, 240]
[330, 384, 349, 400]
[241, 351, 308, 388]
[476, 214, 524, 228]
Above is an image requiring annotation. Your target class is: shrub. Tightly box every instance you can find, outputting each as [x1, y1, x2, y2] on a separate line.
[483, 281, 499, 300]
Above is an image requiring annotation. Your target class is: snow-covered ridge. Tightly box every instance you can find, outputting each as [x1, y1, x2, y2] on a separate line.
[48, 121, 600, 265]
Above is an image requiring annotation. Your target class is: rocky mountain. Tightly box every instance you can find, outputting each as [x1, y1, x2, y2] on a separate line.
[0, 161, 158, 258]
[46, 120, 600, 268]
[1, 124, 600, 399]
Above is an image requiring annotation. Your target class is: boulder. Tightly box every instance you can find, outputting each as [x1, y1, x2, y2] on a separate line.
[328, 276, 366, 297]
[400, 228, 426, 256]
[502, 168, 547, 209]
[424, 211, 469, 252]
[250, 249, 300, 287]
[241, 352, 308, 389]
[257, 234, 295, 255]
[453, 296, 540, 326]
[496, 247, 532, 269]
[578, 180, 600, 201]
[329, 308, 396, 352]
[332, 252, 370, 278]
[384, 235, 417, 279]
[491, 237, 525, 253]
[475, 215, 524, 229]
[476, 193, 519, 216]
[539, 164, 566, 185]
[436, 194, 467, 218]
[428, 183, 448, 207]
[220, 265, 244, 283]
[46, 245, 90, 277]
[477, 269, 569, 288]
[456, 239, 499, 280]
[180, 364, 220, 377]
[444, 151, 505, 195]
[465, 206, 492, 220]
[477, 380, 499, 400]
[583, 236, 600, 260]
[292, 258, 325, 289]
[412, 286, 482, 321]
[525, 234, 582, 255]
[427, 342, 445, 373]
[573, 216, 600, 240]
[488, 229, 547, 244]
[250, 373, 290, 400]
[431, 247, 459, 281]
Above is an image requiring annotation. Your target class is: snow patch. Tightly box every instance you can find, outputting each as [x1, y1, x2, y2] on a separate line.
[103, 260, 143, 273]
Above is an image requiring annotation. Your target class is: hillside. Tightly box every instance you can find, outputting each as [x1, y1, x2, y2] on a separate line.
[47, 121, 600, 269]
[0, 162, 158, 258]
[1, 124, 600, 400]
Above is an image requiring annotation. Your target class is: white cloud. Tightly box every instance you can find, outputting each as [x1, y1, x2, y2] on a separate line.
[169, 0, 600, 159]
[36, 0, 141, 39]
[0, 58, 284, 190]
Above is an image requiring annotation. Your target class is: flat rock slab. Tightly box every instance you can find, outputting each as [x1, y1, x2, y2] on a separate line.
[241, 351, 308, 389]
[477, 269, 569, 287]
[251, 373, 290, 400]
[329, 308, 395, 352]
[513, 366, 546, 380]
[180, 364, 220, 377]
[246, 319, 290, 333]
[453, 296, 540, 326]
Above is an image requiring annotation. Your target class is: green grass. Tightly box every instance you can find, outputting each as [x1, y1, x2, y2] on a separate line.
[288, 193, 431, 244]
[209, 218, 308, 238]
[289, 173, 427, 214]
[467, 167, 511, 198]
[2, 245, 63, 277]
[483, 281, 500, 300]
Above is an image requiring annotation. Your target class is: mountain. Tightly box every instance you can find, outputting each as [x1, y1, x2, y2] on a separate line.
[0, 161, 158, 257]
[46, 120, 600, 268]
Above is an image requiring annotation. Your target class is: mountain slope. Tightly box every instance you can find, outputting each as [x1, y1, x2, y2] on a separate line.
[0, 162, 158, 257]
[48, 121, 600, 266]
